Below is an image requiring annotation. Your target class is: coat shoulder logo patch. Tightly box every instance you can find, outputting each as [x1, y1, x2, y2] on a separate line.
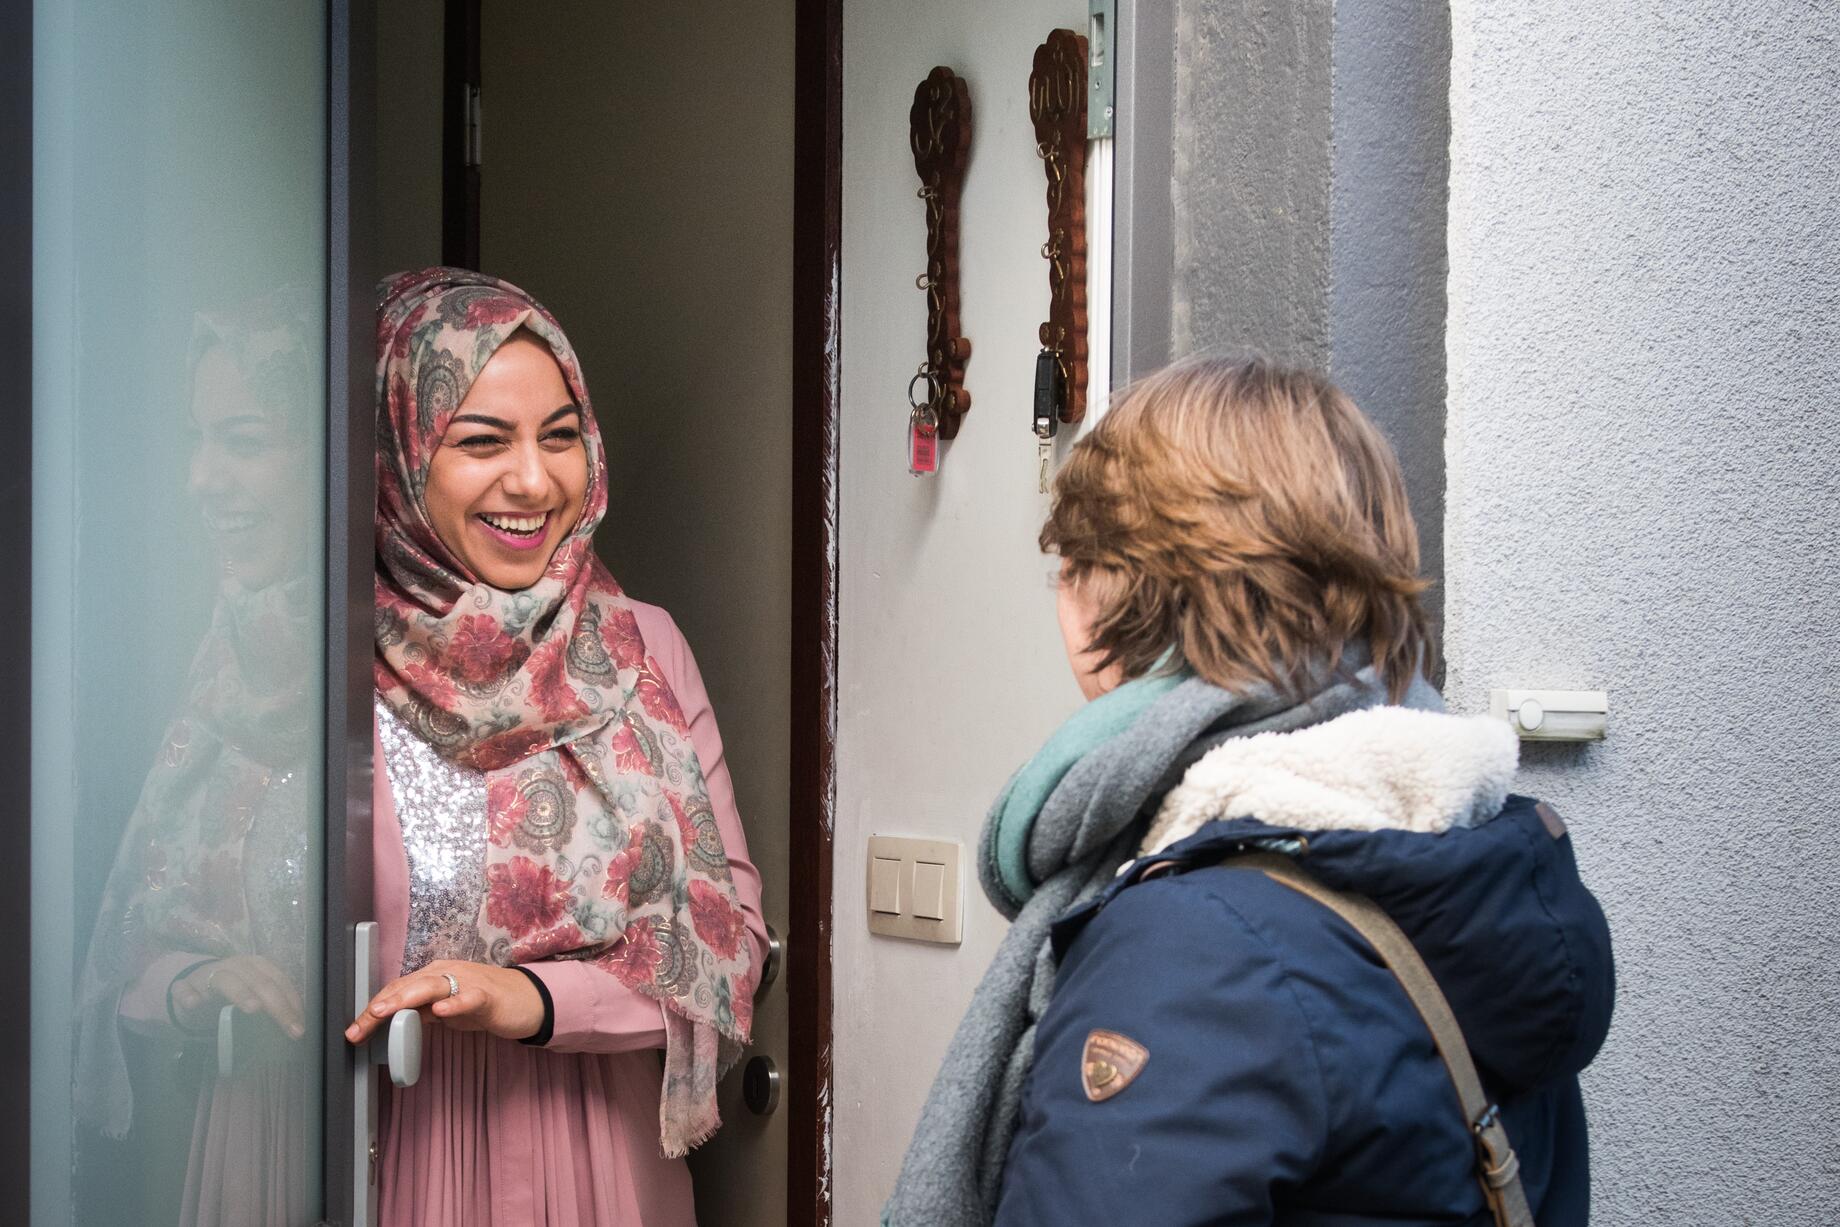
[1082, 1029, 1149, 1102]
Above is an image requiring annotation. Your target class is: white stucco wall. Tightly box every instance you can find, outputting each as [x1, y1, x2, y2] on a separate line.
[1445, 2, 1840, 1220]
[837, 0, 1089, 1221]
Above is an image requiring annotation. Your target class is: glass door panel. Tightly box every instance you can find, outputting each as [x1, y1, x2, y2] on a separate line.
[31, 0, 332, 1222]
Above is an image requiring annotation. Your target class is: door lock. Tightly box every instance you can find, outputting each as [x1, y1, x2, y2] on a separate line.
[742, 1055, 780, 1116]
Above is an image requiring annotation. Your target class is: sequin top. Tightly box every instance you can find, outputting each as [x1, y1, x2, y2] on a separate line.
[375, 696, 488, 972]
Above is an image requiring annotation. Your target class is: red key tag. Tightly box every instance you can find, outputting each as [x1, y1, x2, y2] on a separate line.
[909, 404, 939, 476]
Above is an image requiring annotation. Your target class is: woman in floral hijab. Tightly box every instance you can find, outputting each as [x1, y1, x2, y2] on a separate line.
[347, 268, 764, 1225]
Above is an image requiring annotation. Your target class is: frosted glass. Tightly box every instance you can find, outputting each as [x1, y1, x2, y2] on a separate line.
[32, 0, 329, 1222]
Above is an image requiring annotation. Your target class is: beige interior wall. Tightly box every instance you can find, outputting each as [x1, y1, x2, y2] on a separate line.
[836, 0, 1091, 1220]
[478, 7, 796, 1223]
[373, 0, 444, 276]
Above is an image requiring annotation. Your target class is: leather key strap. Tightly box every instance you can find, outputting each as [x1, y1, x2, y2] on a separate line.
[1227, 853, 1537, 1227]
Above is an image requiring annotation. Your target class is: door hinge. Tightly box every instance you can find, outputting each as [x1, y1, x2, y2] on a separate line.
[463, 83, 482, 167]
[1088, 0, 1116, 139]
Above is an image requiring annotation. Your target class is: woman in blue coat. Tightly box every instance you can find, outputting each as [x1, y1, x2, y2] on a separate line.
[886, 358, 1614, 1226]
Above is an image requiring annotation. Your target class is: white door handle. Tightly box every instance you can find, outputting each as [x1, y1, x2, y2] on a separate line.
[351, 922, 425, 1226]
[375, 1006, 422, 1087]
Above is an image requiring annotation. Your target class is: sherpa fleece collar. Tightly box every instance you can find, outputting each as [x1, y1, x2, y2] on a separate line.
[1140, 706, 1520, 858]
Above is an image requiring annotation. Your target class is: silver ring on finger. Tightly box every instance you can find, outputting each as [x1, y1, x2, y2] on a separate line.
[442, 972, 460, 999]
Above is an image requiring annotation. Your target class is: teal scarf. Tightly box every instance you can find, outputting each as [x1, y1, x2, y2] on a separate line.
[982, 672, 1184, 916]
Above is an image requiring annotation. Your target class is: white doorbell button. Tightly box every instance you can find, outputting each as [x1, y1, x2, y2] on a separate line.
[1489, 689, 1607, 742]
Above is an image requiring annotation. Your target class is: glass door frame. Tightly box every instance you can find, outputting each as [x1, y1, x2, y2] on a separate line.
[3, 0, 379, 1220]
[325, 0, 379, 1223]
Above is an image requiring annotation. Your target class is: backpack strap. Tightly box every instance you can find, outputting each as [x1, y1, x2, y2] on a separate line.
[1227, 852, 1537, 1227]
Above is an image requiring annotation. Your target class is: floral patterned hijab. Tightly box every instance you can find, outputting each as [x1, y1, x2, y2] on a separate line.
[374, 267, 754, 1156]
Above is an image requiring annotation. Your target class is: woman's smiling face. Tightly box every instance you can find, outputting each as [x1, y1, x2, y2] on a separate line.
[422, 331, 589, 590]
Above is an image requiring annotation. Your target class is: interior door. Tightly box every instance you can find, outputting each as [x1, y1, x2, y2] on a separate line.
[26, 0, 377, 1222]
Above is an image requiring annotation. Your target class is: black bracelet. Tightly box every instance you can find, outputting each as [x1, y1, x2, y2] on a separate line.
[512, 965, 555, 1047]
[165, 958, 223, 1037]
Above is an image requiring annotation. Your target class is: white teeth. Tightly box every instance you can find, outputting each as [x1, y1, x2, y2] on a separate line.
[481, 512, 546, 535]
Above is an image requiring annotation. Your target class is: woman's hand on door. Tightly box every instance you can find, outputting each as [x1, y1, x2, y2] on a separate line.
[345, 958, 545, 1044]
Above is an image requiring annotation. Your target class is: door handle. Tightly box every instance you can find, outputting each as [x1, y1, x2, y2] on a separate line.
[755, 922, 782, 1001]
[352, 922, 422, 1087]
[351, 921, 422, 1227]
[374, 1005, 422, 1087]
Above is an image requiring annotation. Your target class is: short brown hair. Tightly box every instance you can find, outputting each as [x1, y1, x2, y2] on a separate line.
[1040, 357, 1432, 702]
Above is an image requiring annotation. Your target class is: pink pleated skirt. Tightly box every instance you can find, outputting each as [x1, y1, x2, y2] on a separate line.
[378, 1025, 697, 1227]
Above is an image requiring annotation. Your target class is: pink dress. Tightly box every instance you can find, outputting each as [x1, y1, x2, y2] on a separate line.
[372, 602, 768, 1227]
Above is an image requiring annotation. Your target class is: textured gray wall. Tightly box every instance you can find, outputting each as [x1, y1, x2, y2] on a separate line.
[1445, 1, 1840, 1221]
[1329, 0, 1449, 640]
[1173, 0, 1332, 368]
[1174, 0, 1449, 634]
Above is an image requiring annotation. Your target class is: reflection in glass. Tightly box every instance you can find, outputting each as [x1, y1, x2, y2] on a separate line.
[72, 294, 321, 1227]
[32, 2, 328, 1221]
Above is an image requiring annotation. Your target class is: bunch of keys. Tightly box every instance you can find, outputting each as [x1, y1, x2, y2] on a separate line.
[908, 366, 940, 476]
[1032, 348, 1064, 492]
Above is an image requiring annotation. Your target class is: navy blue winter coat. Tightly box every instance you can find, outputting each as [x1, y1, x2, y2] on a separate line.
[994, 795, 1615, 1226]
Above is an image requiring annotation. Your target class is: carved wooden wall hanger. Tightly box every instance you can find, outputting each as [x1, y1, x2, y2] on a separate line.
[910, 67, 975, 440]
[1030, 29, 1089, 425]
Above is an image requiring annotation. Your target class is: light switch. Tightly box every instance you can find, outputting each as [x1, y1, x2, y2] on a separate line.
[869, 856, 902, 915]
[913, 862, 947, 920]
[866, 836, 963, 945]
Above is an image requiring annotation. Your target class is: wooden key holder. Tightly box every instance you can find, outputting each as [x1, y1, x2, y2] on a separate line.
[911, 66, 974, 440]
[1030, 29, 1089, 425]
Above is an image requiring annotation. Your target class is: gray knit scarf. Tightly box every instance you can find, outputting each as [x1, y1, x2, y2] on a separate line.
[883, 664, 1442, 1226]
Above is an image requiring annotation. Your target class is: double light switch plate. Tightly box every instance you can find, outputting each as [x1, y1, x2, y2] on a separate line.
[866, 835, 964, 945]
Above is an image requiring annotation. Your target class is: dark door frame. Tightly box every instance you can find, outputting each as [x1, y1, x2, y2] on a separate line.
[789, 0, 841, 1221]
[0, 0, 32, 1219]
[437, 3, 842, 1222]
[441, 0, 481, 271]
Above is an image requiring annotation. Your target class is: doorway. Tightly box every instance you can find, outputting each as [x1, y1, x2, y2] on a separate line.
[374, 3, 836, 1224]
[18, 0, 842, 1221]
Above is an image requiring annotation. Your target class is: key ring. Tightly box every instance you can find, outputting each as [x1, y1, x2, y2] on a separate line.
[441, 972, 460, 999]
[908, 365, 941, 411]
